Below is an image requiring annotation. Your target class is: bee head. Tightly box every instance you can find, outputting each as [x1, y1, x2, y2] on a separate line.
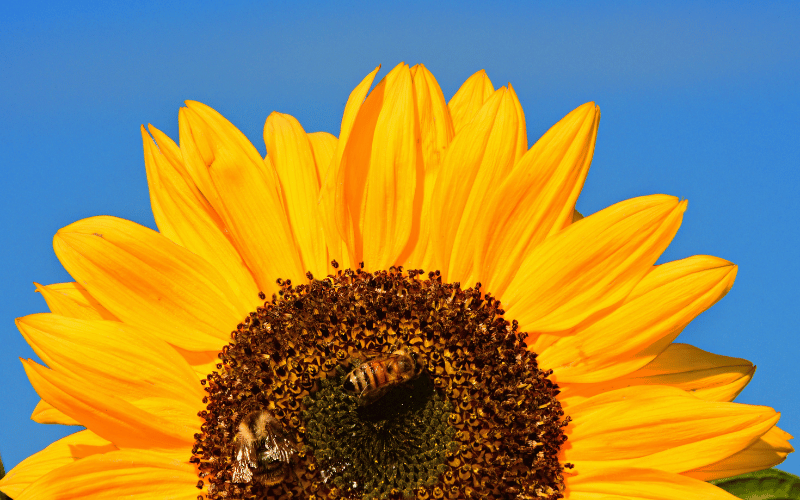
[409, 350, 425, 376]
[342, 377, 357, 394]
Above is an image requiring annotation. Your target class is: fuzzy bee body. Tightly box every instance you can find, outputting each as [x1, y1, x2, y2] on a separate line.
[343, 347, 423, 404]
[232, 410, 297, 486]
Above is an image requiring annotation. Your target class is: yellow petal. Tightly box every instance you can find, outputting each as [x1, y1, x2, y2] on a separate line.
[17, 314, 203, 406]
[0, 430, 115, 499]
[477, 102, 599, 296]
[507, 83, 528, 163]
[540, 255, 738, 383]
[504, 195, 686, 334]
[142, 125, 260, 313]
[339, 65, 382, 149]
[564, 385, 779, 474]
[307, 131, 345, 270]
[31, 399, 80, 425]
[448, 69, 495, 136]
[172, 346, 222, 380]
[318, 66, 380, 270]
[403, 64, 455, 269]
[684, 426, 794, 481]
[330, 63, 422, 268]
[147, 125, 191, 179]
[566, 465, 741, 500]
[626, 343, 754, 401]
[264, 112, 328, 278]
[14, 448, 198, 500]
[410, 64, 455, 172]
[361, 63, 421, 268]
[398, 64, 455, 269]
[693, 376, 753, 402]
[53, 216, 240, 352]
[558, 343, 755, 410]
[34, 282, 117, 321]
[180, 101, 304, 292]
[22, 360, 194, 449]
[431, 88, 511, 280]
[446, 88, 526, 284]
[307, 131, 338, 185]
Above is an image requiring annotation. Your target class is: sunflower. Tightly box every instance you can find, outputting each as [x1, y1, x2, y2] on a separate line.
[1, 62, 792, 500]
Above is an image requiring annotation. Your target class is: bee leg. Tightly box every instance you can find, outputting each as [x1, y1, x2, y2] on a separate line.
[286, 462, 310, 498]
[358, 384, 379, 404]
[279, 481, 294, 499]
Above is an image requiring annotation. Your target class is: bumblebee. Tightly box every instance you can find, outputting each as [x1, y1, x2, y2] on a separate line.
[231, 410, 297, 486]
[343, 347, 423, 404]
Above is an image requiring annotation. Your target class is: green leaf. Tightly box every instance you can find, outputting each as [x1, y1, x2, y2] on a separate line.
[0, 453, 10, 500]
[711, 468, 800, 499]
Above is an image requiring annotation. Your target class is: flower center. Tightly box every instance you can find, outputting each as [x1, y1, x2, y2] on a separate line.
[304, 367, 455, 499]
[193, 266, 571, 500]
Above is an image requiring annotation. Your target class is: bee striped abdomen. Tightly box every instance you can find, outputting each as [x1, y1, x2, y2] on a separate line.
[342, 348, 421, 404]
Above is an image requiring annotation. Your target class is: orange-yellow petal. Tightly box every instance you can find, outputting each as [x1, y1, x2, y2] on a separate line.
[53, 216, 241, 352]
[477, 102, 599, 296]
[34, 282, 117, 321]
[318, 66, 380, 271]
[14, 448, 198, 500]
[448, 69, 495, 136]
[31, 399, 79, 425]
[179, 101, 304, 292]
[142, 125, 260, 313]
[684, 426, 794, 481]
[264, 112, 328, 278]
[22, 360, 194, 449]
[563, 386, 779, 474]
[0, 430, 115, 499]
[558, 343, 755, 410]
[505, 195, 686, 335]
[540, 255, 738, 383]
[565, 465, 740, 500]
[16, 313, 202, 406]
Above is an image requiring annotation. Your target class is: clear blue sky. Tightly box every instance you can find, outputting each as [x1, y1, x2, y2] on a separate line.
[2, 0, 799, 476]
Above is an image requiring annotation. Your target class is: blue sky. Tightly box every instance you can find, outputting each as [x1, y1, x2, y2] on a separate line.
[2, 0, 799, 477]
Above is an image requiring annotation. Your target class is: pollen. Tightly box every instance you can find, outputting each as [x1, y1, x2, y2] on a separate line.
[194, 266, 570, 500]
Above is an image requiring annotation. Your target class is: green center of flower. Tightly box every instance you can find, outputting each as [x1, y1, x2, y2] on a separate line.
[303, 368, 455, 499]
[193, 266, 571, 500]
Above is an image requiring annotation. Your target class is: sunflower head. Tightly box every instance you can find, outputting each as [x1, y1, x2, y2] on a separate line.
[194, 266, 570, 499]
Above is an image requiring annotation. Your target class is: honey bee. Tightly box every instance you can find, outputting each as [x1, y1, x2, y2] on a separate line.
[343, 347, 423, 404]
[232, 410, 297, 486]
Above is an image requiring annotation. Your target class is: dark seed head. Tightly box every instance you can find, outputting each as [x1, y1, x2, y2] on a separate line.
[193, 268, 569, 500]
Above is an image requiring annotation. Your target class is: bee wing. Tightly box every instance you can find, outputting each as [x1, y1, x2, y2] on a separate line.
[232, 435, 257, 483]
[262, 423, 298, 463]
